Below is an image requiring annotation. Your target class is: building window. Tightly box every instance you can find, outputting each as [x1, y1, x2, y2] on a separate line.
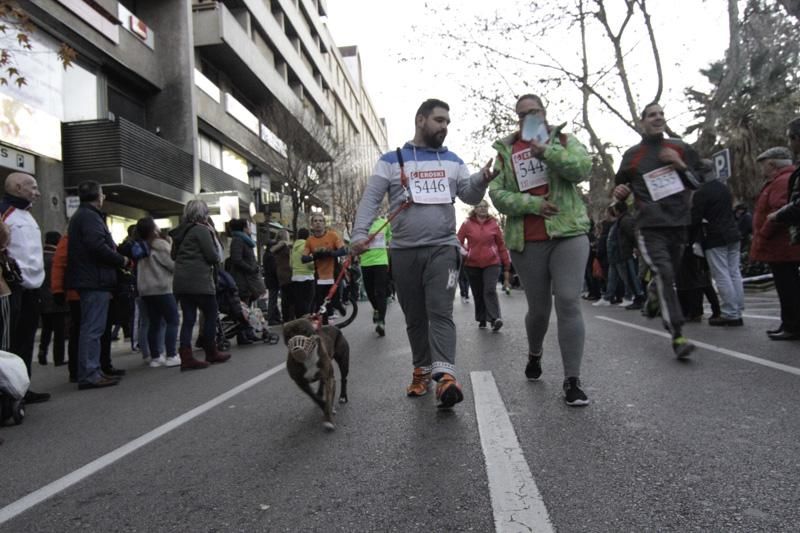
[108, 86, 146, 127]
[63, 63, 98, 122]
[222, 147, 249, 183]
[198, 133, 222, 169]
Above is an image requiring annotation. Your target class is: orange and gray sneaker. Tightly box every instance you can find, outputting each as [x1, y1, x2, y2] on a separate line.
[435, 374, 464, 409]
[406, 367, 432, 397]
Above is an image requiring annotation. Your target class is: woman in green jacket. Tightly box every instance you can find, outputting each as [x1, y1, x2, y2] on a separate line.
[488, 94, 592, 407]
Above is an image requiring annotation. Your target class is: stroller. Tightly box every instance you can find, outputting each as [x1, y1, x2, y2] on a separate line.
[0, 351, 28, 426]
[216, 270, 279, 351]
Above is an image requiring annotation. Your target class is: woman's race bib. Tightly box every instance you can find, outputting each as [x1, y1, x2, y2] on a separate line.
[512, 148, 548, 192]
[643, 165, 685, 201]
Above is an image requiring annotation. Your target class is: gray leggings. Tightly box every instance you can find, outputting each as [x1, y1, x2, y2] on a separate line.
[511, 235, 589, 378]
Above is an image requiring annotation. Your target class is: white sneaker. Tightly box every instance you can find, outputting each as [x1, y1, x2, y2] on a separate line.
[618, 298, 634, 306]
[592, 299, 612, 307]
[164, 356, 181, 368]
[149, 356, 166, 368]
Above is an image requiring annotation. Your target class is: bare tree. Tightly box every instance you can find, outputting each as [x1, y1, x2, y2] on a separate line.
[777, 0, 800, 17]
[261, 103, 346, 237]
[421, 0, 670, 220]
[0, 1, 75, 87]
[332, 166, 367, 237]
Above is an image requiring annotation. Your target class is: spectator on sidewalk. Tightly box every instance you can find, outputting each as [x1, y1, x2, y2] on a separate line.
[171, 200, 230, 368]
[270, 229, 293, 322]
[1, 172, 50, 403]
[752, 147, 800, 340]
[38, 231, 68, 365]
[690, 159, 744, 326]
[136, 217, 180, 368]
[66, 181, 129, 390]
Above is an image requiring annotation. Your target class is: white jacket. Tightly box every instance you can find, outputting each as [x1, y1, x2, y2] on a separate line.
[4, 207, 44, 289]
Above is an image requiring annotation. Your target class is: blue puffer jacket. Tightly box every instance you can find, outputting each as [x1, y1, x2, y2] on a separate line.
[66, 204, 126, 290]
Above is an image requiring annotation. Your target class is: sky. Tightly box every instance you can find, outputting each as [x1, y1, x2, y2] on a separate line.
[325, 0, 731, 163]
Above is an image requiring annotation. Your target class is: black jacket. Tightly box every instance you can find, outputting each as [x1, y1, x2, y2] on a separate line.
[690, 179, 741, 249]
[775, 166, 800, 244]
[615, 135, 701, 229]
[66, 204, 127, 290]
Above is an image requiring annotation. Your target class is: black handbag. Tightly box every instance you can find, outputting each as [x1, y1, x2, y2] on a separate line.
[0, 251, 22, 286]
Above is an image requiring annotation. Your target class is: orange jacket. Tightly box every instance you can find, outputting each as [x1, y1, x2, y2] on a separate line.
[51, 235, 79, 301]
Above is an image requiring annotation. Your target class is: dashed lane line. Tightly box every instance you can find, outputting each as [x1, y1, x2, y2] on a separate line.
[471, 371, 555, 533]
[0, 363, 287, 526]
[597, 316, 800, 377]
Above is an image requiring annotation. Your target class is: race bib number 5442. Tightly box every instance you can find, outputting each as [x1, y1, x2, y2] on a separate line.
[512, 148, 548, 191]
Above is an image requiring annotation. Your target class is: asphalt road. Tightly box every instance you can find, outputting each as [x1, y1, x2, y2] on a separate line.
[1, 288, 797, 532]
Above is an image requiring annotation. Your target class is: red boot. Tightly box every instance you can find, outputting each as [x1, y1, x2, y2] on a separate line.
[179, 345, 209, 371]
[204, 341, 231, 364]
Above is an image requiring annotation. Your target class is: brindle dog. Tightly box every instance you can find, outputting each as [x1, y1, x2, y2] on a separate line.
[283, 318, 350, 430]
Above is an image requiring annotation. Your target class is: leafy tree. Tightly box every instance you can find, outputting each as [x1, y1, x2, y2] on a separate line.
[686, 0, 800, 205]
[0, 1, 75, 87]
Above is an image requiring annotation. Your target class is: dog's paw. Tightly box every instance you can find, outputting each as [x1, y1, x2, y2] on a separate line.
[339, 396, 348, 404]
[322, 421, 335, 431]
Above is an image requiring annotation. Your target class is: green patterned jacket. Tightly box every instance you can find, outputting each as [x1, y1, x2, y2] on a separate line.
[488, 124, 592, 252]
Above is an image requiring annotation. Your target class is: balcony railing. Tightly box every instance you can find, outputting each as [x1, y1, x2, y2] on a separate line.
[62, 117, 194, 194]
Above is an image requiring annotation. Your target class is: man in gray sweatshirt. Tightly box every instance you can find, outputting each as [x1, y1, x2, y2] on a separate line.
[350, 98, 496, 409]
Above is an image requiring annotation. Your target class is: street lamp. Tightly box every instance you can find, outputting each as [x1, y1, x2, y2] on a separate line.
[247, 167, 262, 213]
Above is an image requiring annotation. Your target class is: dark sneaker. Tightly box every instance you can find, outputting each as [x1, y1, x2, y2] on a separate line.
[563, 377, 589, 406]
[435, 374, 464, 409]
[709, 317, 743, 327]
[672, 336, 695, 360]
[78, 377, 119, 390]
[102, 367, 126, 377]
[375, 321, 385, 337]
[625, 301, 643, 310]
[478, 321, 487, 329]
[525, 353, 542, 380]
[491, 319, 503, 332]
[24, 390, 51, 403]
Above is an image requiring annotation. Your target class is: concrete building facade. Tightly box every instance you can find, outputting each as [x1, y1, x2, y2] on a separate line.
[0, 0, 387, 242]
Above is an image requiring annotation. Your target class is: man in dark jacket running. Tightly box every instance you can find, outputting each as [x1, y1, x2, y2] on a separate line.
[613, 103, 702, 359]
[67, 181, 130, 389]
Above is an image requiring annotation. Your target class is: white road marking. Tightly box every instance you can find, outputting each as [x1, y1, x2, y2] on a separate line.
[0, 363, 287, 526]
[741, 313, 780, 320]
[471, 371, 555, 533]
[597, 316, 800, 377]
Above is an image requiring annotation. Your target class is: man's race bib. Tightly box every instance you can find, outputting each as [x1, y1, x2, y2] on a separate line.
[409, 169, 451, 204]
[643, 165, 685, 201]
[368, 233, 386, 249]
[512, 148, 548, 191]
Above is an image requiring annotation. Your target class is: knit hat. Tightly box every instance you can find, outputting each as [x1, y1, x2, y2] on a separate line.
[44, 231, 61, 246]
[755, 146, 793, 162]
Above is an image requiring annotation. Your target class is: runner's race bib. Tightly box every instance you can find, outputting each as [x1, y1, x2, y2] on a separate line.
[368, 233, 386, 249]
[512, 148, 548, 191]
[643, 165, 685, 201]
[409, 169, 451, 204]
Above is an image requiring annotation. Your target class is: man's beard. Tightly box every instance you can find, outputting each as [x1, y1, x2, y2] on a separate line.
[423, 129, 446, 149]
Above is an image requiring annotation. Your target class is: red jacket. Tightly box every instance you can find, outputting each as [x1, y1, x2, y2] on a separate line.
[51, 235, 80, 302]
[457, 216, 511, 270]
[751, 165, 800, 263]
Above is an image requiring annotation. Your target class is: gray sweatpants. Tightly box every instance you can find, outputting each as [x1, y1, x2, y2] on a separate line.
[511, 235, 589, 378]
[391, 246, 460, 379]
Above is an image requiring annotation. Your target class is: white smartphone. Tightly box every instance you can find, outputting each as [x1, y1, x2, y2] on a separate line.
[521, 114, 548, 143]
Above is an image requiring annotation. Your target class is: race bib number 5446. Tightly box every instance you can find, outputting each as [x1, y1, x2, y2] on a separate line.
[410, 169, 451, 204]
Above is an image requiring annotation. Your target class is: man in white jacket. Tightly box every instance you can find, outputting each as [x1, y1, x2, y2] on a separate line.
[1, 172, 49, 403]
